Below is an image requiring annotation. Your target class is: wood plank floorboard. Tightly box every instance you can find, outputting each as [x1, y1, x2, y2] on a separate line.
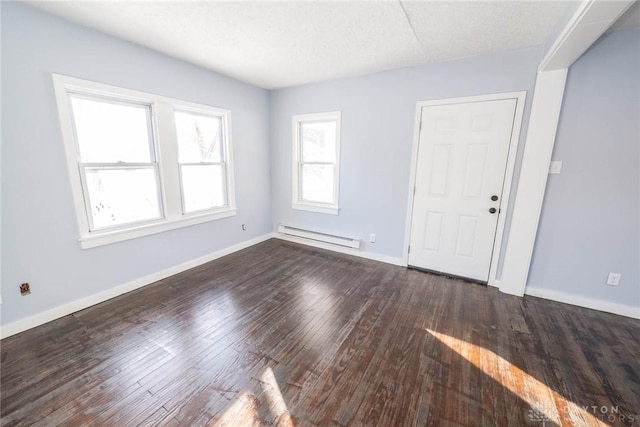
[1, 239, 639, 426]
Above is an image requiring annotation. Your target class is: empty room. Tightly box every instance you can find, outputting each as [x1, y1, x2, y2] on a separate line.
[1, 0, 639, 425]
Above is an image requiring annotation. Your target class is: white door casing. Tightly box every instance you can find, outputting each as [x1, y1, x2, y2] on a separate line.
[408, 97, 520, 282]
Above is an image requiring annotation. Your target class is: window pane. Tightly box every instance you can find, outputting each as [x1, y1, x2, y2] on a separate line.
[301, 121, 336, 162]
[71, 96, 152, 163]
[175, 111, 222, 163]
[301, 164, 334, 204]
[85, 168, 161, 229]
[181, 165, 225, 213]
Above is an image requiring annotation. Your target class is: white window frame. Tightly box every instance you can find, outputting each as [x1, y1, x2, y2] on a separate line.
[53, 74, 236, 249]
[291, 111, 341, 215]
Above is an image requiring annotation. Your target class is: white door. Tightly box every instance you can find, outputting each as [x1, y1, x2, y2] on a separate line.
[408, 98, 517, 282]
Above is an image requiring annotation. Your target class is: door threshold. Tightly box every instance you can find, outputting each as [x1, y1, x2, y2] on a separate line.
[407, 265, 487, 286]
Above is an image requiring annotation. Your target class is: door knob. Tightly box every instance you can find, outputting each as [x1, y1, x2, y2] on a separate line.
[491, 195, 499, 201]
[489, 207, 497, 214]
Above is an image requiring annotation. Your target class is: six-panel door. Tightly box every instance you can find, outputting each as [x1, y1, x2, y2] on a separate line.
[408, 99, 517, 282]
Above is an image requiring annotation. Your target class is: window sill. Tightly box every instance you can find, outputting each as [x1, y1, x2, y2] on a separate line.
[79, 208, 237, 249]
[291, 202, 339, 215]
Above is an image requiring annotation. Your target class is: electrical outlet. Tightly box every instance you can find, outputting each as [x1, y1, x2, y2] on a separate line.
[606, 273, 621, 286]
[20, 283, 31, 296]
[369, 233, 376, 243]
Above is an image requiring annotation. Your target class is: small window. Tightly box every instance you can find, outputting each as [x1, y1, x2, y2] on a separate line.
[53, 74, 236, 248]
[292, 112, 341, 215]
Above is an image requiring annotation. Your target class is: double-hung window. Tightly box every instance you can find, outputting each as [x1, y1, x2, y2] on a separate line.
[70, 94, 163, 230]
[292, 112, 341, 215]
[174, 110, 229, 213]
[53, 74, 236, 248]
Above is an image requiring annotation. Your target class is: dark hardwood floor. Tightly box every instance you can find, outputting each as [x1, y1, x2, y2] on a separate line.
[1, 239, 639, 426]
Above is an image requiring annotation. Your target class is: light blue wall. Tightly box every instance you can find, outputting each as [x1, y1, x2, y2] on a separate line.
[270, 47, 544, 261]
[1, 3, 272, 326]
[528, 29, 640, 309]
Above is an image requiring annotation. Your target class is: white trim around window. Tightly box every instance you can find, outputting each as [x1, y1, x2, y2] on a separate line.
[291, 111, 341, 215]
[52, 74, 237, 249]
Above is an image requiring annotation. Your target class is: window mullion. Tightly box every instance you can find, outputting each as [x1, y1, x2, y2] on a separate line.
[154, 103, 182, 220]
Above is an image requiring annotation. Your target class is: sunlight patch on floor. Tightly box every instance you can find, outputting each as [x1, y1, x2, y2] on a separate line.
[212, 366, 294, 426]
[210, 391, 261, 426]
[259, 367, 295, 426]
[427, 329, 608, 427]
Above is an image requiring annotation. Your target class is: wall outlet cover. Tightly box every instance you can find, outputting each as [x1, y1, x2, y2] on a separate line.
[549, 160, 563, 174]
[606, 272, 621, 286]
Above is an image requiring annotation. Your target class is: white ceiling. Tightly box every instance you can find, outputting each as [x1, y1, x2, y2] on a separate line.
[23, 1, 602, 89]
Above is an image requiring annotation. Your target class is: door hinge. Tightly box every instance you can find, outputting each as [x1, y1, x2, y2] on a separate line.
[413, 186, 416, 196]
[419, 121, 423, 131]
[408, 245, 411, 254]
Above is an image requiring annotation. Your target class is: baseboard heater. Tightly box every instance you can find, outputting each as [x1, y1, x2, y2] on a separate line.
[278, 225, 361, 249]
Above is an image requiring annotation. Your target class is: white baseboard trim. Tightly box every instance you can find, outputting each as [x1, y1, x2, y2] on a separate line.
[525, 286, 640, 319]
[0, 233, 273, 339]
[273, 232, 405, 266]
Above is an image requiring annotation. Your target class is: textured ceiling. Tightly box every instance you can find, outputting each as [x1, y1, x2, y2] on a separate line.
[27, 1, 577, 89]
